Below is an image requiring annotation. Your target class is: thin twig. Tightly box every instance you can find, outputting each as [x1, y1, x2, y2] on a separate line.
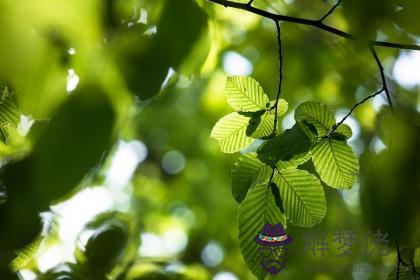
[370, 46, 393, 109]
[271, 20, 284, 136]
[325, 89, 384, 137]
[263, 167, 276, 223]
[319, 0, 341, 22]
[247, 0, 255, 6]
[207, 0, 420, 51]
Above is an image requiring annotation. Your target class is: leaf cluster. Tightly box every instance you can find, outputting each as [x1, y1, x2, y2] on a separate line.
[211, 76, 360, 279]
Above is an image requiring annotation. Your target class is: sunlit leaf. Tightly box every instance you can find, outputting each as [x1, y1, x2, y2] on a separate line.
[312, 139, 359, 189]
[10, 235, 43, 272]
[268, 99, 288, 116]
[0, 87, 20, 144]
[273, 169, 326, 227]
[332, 123, 353, 140]
[248, 111, 274, 139]
[210, 112, 253, 153]
[295, 101, 335, 136]
[225, 76, 269, 112]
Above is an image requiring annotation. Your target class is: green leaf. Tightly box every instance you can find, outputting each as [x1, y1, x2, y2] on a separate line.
[332, 124, 353, 140]
[84, 220, 128, 275]
[225, 76, 269, 112]
[0, 87, 20, 144]
[155, 0, 208, 71]
[257, 124, 312, 167]
[312, 139, 359, 189]
[210, 112, 253, 153]
[248, 111, 275, 139]
[295, 101, 335, 136]
[115, 0, 208, 100]
[10, 235, 43, 272]
[273, 169, 326, 227]
[268, 99, 288, 116]
[238, 184, 286, 280]
[231, 153, 270, 203]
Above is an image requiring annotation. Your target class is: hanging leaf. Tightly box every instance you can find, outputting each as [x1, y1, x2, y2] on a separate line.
[231, 153, 271, 203]
[225, 76, 269, 112]
[249, 111, 275, 139]
[257, 124, 312, 167]
[268, 99, 288, 117]
[332, 124, 353, 140]
[312, 139, 359, 189]
[294, 101, 335, 136]
[210, 112, 253, 153]
[273, 169, 326, 227]
[238, 184, 286, 280]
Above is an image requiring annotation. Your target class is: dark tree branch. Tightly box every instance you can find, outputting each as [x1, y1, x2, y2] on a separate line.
[247, 0, 255, 6]
[370, 46, 393, 109]
[271, 20, 284, 136]
[207, 0, 420, 51]
[319, 0, 341, 22]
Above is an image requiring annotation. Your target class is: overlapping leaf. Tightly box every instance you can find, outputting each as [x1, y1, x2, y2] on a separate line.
[273, 169, 326, 227]
[268, 99, 288, 116]
[210, 112, 254, 153]
[332, 124, 353, 140]
[257, 124, 312, 167]
[231, 153, 271, 203]
[238, 184, 286, 280]
[211, 77, 290, 153]
[225, 76, 269, 112]
[248, 112, 274, 139]
[295, 101, 335, 136]
[312, 139, 359, 189]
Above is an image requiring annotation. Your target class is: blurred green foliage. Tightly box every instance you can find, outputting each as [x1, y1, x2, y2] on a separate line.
[0, 0, 418, 279]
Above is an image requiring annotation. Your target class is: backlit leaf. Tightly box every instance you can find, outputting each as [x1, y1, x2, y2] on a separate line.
[225, 76, 269, 112]
[312, 139, 359, 189]
[210, 112, 253, 153]
[273, 169, 326, 227]
[295, 101, 335, 136]
[268, 99, 288, 117]
[332, 124, 353, 140]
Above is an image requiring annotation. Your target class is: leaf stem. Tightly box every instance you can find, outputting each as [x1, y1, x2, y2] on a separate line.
[263, 167, 276, 223]
[325, 88, 384, 138]
[319, 0, 341, 23]
[271, 20, 284, 137]
[370, 46, 393, 109]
